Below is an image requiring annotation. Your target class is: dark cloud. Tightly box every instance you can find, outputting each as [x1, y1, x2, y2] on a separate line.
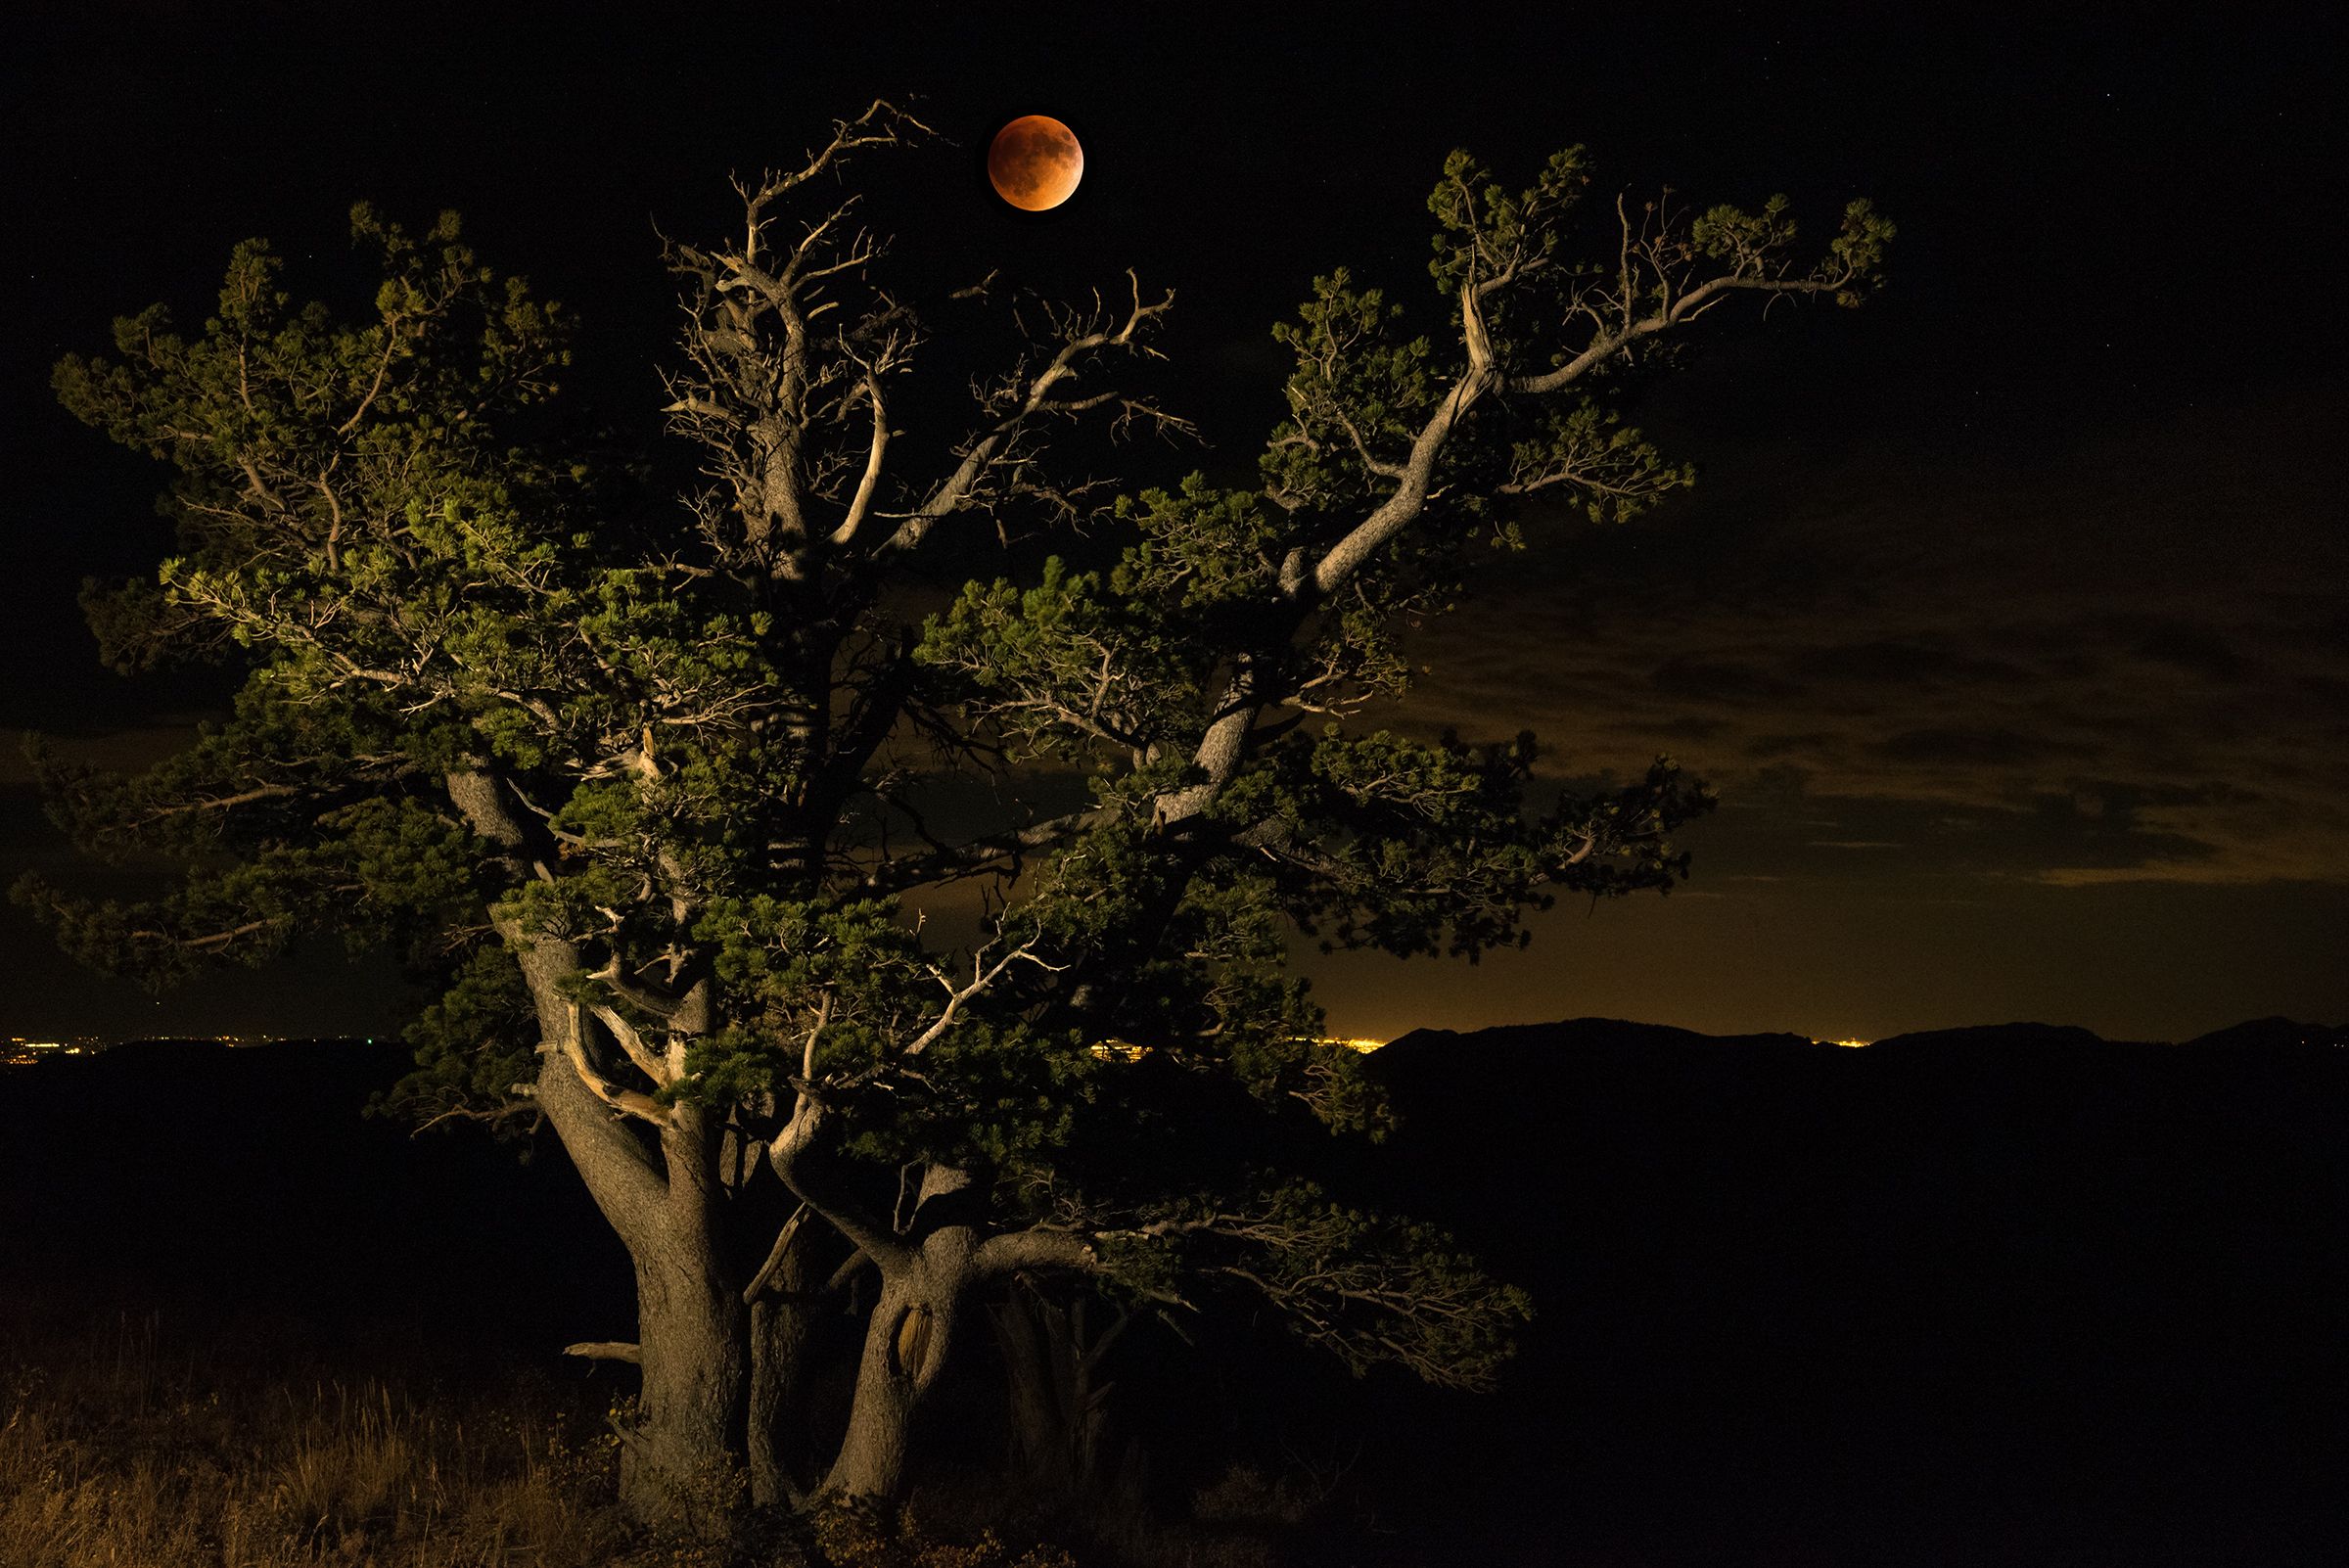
[1871, 728, 2079, 767]
[2296, 674, 2349, 715]
[1652, 715, 1728, 742]
[1788, 640, 2032, 686]
[1650, 658, 1804, 705]
[1746, 733, 1838, 761]
[1389, 397, 2349, 892]
[2129, 622, 2254, 684]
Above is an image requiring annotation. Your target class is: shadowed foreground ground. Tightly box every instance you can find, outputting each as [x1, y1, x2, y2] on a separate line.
[2, 1019, 2342, 1564]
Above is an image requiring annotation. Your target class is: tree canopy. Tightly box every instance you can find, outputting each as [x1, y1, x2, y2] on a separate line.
[31, 101, 1890, 1516]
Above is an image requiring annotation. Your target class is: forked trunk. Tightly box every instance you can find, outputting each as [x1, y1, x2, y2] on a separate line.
[815, 1162, 986, 1501]
[823, 1264, 962, 1499]
[472, 789, 766, 1526]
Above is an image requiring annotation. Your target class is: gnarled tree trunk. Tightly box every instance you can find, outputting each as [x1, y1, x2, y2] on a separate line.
[456, 763, 766, 1528]
[756, 1159, 988, 1503]
[765, 1122, 1113, 1504]
[822, 1237, 970, 1499]
[613, 1105, 749, 1525]
[534, 1055, 757, 1526]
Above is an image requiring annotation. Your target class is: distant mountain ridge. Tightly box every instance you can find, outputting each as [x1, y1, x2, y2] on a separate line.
[1382, 1012, 2346, 1057]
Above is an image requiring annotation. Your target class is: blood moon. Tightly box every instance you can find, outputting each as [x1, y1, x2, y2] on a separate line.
[988, 115, 1082, 211]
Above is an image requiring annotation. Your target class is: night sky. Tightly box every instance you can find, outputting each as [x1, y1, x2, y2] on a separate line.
[5, 3, 2343, 1045]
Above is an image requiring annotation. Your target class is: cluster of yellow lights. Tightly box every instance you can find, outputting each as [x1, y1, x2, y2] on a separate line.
[1085, 1036, 1386, 1063]
[4, 1038, 87, 1068]
[6, 1034, 279, 1067]
[1816, 1038, 1872, 1049]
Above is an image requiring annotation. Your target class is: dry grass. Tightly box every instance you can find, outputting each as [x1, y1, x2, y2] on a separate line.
[0, 1301, 631, 1567]
[0, 1299, 1333, 1568]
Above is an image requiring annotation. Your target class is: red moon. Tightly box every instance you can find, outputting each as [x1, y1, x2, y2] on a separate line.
[988, 115, 1082, 211]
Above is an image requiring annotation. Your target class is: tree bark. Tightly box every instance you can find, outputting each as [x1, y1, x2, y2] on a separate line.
[615, 1105, 750, 1528]
[748, 1242, 814, 1506]
[818, 1168, 978, 1500]
[823, 1262, 962, 1499]
[512, 957, 752, 1528]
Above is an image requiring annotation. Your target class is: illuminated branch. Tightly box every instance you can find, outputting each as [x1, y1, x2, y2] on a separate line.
[825, 368, 892, 548]
[556, 1002, 671, 1127]
[587, 1002, 674, 1089]
[125, 915, 288, 953]
[743, 1204, 810, 1304]
[904, 935, 1067, 1056]
[128, 781, 302, 826]
[971, 1226, 1100, 1279]
[766, 1095, 910, 1274]
[880, 270, 1182, 556]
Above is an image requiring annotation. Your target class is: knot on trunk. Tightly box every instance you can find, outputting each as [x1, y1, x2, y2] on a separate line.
[890, 1303, 936, 1381]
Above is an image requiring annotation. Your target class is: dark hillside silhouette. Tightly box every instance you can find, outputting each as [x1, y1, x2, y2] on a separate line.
[1361, 1017, 2348, 1562]
[0, 1041, 627, 1348]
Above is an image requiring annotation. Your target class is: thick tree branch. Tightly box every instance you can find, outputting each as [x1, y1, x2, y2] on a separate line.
[588, 1002, 676, 1089]
[971, 1227, 1100, 1280]
[558, 1002, 672, 1126]
[767, 1089, 912, 1273]
[1309, 282, 1497, 600]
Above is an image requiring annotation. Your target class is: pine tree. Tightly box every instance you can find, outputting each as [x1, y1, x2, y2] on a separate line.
[31, 101, 1891, 1517]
